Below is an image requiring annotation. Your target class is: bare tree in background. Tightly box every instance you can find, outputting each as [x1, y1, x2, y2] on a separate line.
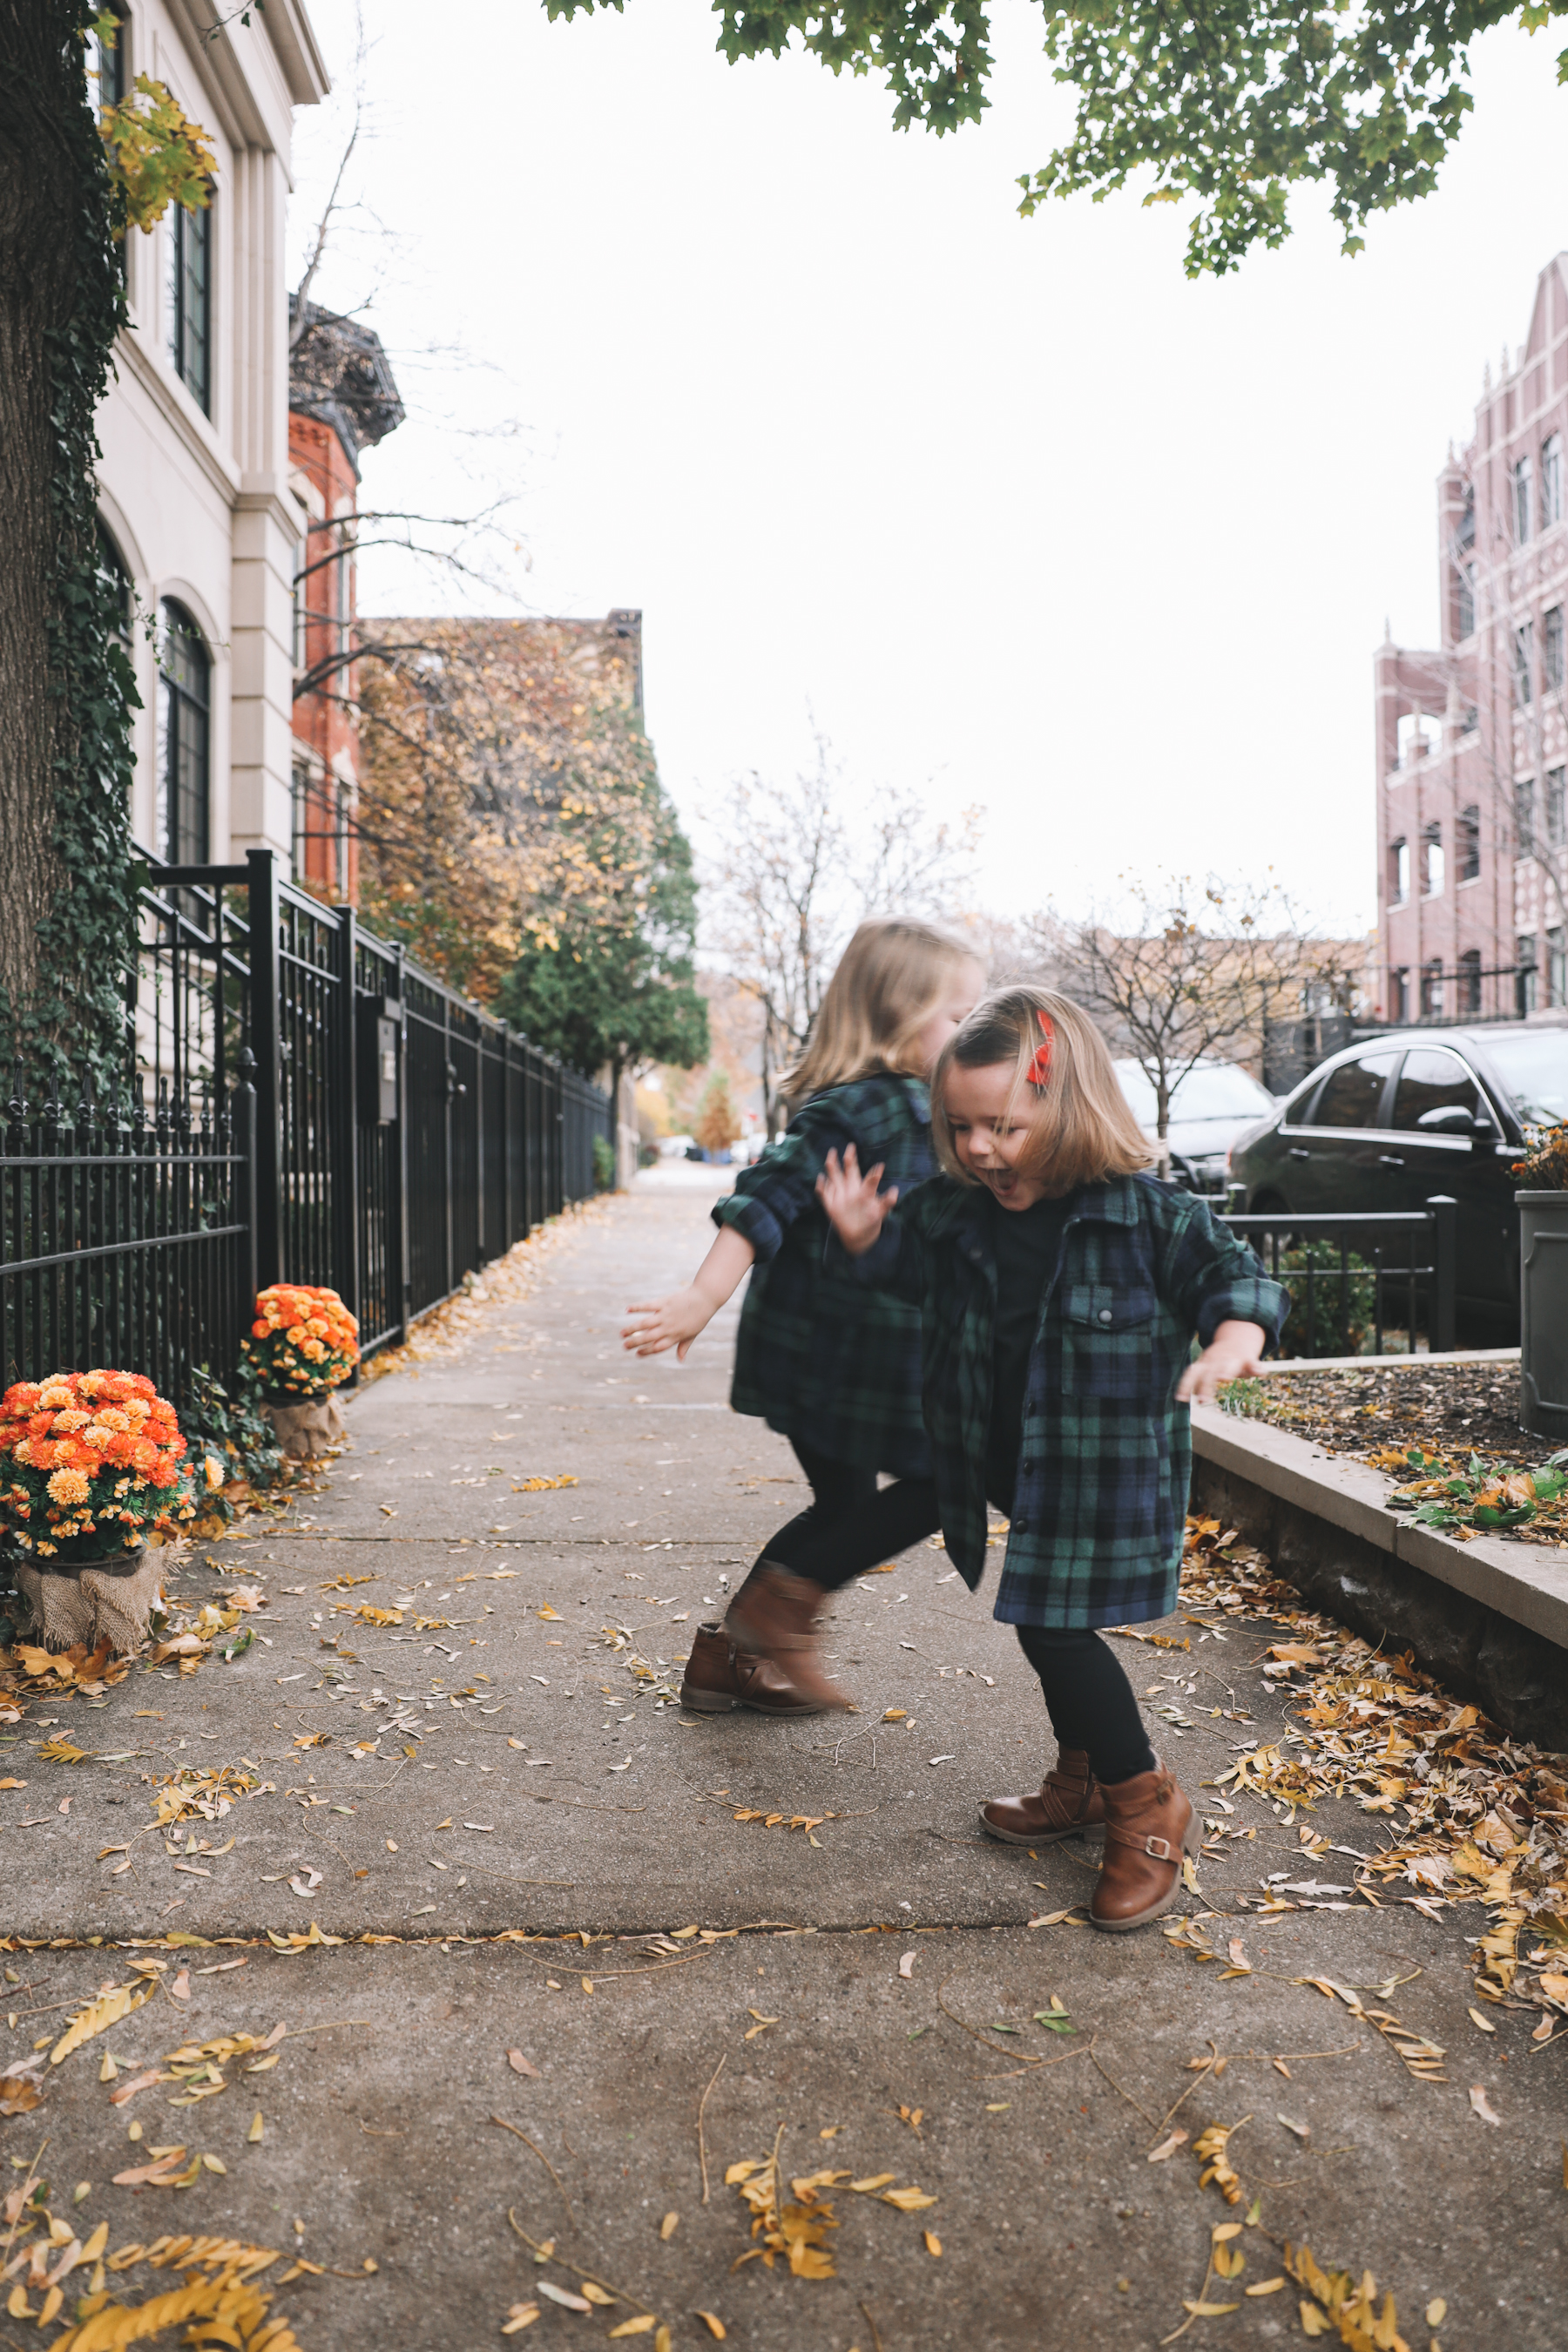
[706, 738, 983, 1131]
[1033, 875, 1363, 1176]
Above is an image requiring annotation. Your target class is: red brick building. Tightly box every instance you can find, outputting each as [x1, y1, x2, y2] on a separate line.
[1375, 253, 1568, 1022]
[287, 301, 404, 902]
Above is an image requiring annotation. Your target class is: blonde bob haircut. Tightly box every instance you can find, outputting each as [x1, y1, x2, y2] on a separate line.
[779, 916, 979, 1107]
[930, 987, 1152, 1195]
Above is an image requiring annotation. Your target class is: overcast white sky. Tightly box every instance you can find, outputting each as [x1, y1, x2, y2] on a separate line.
[291, 0, 1568, 936]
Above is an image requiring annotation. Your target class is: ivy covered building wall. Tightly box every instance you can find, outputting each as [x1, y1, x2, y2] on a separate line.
[93, 0, 328, 869]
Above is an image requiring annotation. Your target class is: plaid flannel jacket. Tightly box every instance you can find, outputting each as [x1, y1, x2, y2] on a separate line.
[840, 1171, 1288, 1629]
[713, 1072, 935, 1477]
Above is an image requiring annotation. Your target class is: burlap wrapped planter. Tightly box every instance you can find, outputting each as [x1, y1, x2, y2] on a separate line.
[261, 1395, 347, 1460]
[10, 1541, 169, 1655]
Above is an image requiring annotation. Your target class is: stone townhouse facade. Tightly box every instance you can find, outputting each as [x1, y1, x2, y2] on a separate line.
[1375, 252, 1568, 1024]
[91, 0, 327, 870]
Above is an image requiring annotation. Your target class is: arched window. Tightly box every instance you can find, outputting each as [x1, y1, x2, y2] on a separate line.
[156, 602, 209, 865]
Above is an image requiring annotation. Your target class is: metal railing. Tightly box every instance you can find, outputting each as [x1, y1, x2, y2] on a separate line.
[1220, 1198, 1457, 1358]
[1, 849, 611, 1406]
[1, 1072, 252, 1412]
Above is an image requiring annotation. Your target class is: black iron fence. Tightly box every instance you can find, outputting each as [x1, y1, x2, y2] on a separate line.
[1263, 967, 1527, 1092]
[1220, 1199, 1457, 1359]
[1, 849, 611, 1406]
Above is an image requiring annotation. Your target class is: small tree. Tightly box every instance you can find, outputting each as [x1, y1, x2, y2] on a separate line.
[705, 738, 982, 1132]
[695, 1071, 739, 1157]
[499, 779, 708, 1098]
[1033, 875, 1362, 1175]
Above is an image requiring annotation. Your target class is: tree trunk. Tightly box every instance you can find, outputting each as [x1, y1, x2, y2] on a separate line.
[0, 2, 81, 1030]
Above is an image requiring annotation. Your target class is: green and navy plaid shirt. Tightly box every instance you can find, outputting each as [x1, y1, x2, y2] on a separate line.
[839, 1171, 1288, 1629]
[713, 1072, 934, 1477]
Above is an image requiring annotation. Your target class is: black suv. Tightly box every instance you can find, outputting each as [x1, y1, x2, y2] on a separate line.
[1227, 1023, 1568, 1343]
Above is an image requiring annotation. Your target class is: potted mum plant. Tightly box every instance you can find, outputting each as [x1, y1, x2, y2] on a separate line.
[0, 1370, 213, 1652]
[1516, 1123, 1568, 1440]
[242, 1283, 360, 1459]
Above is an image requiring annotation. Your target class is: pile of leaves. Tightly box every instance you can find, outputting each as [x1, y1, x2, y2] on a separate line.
[150, 1764, 274, 1828]
[1219, 1360, 1548, 1468]
[1180, 1518, 1568, 2025]
[1380, 1445, 1568, 1541]
[1, 2203, 298, 2350]
[726, 2148, 936, 2280]
[0, 1636, 132, 1722]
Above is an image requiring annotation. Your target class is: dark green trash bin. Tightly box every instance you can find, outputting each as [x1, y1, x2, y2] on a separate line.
[1519, 1188, 1568, 1440]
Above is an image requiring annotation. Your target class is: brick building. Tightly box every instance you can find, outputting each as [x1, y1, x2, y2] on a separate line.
[1375, 252, 1568, 1023]
[286, 299, 404, 902]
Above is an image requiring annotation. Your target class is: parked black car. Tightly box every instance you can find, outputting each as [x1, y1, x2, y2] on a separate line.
[1227, 1023, 1568, 1343]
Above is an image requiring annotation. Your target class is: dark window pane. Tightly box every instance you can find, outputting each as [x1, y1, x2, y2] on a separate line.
[1306, 1052, 1400, 1130]
[168, 201, 213, 415]
[1391, 1049, 1482, 1134]
[157, 604, 209, 866]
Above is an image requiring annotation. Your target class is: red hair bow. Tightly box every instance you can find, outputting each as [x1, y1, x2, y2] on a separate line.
[1027, 1010, 1054, 1089]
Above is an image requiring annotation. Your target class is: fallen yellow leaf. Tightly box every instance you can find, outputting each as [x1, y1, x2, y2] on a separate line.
[501, 2304, 540, 2334]
[659, 2212, 679, 2240]
[923, 2231, 942, 2257]
[695, 2316, 727, 2342]
[880, 2186, 937, 2212]
[1426, 2299, 1447, 2327]
[581, 2281, 615, 2306]
[607, 2322, 656, 2339]
[1183, 2301, 1241, 2317]
[51, 1978, 155, 2066]
[848, 2174, 896, 2193]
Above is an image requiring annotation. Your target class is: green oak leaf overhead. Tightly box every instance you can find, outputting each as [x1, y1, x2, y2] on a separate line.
[546, 0, 1568, 274]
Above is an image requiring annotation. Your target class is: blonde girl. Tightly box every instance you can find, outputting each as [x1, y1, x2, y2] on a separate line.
[622, 917, 983, 1714]
[817, 987, 1287, 1931]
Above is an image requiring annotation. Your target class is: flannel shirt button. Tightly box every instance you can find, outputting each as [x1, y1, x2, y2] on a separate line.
[1012, 1514, 1027, 1532]
[1098, 1308, 1113, 1324]
[1021, 1459, 1034, 1474]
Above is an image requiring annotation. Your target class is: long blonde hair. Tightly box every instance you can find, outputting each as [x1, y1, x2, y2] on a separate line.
[930, 987, 1152, 1194]
[779, 917, 978, 1106]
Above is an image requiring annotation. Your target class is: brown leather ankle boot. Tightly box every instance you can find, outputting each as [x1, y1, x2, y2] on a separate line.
[1091, 1761, 1199, 1932]
[721, 1561, 849, 1713]
[978, 1749, 1105, 1845]
[679, 1622, 822, 1718]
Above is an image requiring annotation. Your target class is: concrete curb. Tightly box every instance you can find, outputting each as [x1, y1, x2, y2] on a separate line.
[1189, 1402, 1568, 1749]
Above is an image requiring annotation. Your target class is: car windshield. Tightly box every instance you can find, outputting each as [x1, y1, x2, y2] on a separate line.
[1483, 1029, 1568, 1125]
[1114, 1060, 1274, 1126]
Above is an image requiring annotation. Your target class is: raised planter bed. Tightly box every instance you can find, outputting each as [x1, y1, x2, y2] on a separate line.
[1190, 1368, 1568, 1751]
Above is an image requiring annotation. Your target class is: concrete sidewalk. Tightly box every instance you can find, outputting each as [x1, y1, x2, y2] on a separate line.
[0, 1176, 1559, 2349]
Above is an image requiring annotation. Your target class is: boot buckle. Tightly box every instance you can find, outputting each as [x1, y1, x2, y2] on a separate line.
[1143, 1835, 1173, 1861]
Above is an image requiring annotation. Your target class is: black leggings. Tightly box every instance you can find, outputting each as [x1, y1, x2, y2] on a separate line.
[1015, 1625, 1156, 1786]
[760, 1442, 940, 1592]
[759, 1442, 1157, 1787]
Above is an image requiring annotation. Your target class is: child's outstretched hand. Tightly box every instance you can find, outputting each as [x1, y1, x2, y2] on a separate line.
[816, 1144, 896, 1256]
[1175, 1319, 1267, 1405]
[621, 1287, 715, 1361]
